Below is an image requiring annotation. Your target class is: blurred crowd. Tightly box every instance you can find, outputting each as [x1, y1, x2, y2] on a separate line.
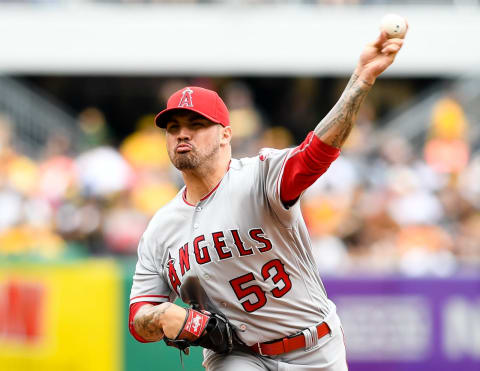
[0, 79, 479, 277]
[306, 94, 480, 277]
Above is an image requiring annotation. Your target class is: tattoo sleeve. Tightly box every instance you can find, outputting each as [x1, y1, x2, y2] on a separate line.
[314, 74, 373, 148]
[134, 303, 171, 341]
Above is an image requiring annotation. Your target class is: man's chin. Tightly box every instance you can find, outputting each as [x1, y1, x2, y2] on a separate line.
[172, 154, 199, 170]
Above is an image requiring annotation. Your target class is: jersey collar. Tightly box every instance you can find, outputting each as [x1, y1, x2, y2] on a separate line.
[182, 161, 231, 207]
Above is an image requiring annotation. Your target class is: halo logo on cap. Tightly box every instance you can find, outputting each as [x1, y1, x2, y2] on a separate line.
[178, 88, 194, 108]
[154, 86, 230, 128]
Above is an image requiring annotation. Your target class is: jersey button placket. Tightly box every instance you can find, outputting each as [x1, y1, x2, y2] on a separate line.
[191, 201, 205, 286]
[193, 202, 202, 229]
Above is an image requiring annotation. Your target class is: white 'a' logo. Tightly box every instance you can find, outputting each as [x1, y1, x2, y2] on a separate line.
[178, 88, 194, 107]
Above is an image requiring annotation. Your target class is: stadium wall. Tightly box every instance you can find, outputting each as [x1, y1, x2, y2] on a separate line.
[1, 258, 479, 370]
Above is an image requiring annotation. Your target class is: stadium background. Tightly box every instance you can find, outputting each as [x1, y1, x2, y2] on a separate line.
[1, 1, 479, 370]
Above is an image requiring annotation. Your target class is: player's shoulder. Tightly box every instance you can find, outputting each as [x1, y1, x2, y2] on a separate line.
[258, 147, 290, 162]
[230, 148, 291, 170]
[230, 156, 257, 170]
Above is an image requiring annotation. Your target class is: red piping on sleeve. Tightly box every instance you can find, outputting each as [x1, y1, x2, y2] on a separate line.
[130, 294, 170, 302]
[129, 301, 163, 343]
[280, 131, 340, 206]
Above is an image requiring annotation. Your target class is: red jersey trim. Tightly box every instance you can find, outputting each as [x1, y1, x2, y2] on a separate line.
[289, 130, 315, 158]
[181, 161, 231, 206]
[130, 294, 170, 302]
[182, 188, 196, 206]
[279, 132, 340, 206]
[129, 301, 163, 343]
[275, 148, 293, 208]
[289, 131, 339, 159]
[200, 181, 222, 201]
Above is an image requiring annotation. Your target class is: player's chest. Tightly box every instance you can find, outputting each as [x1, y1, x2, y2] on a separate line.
[161, 218, 275, 290]
[159, 186, 268, 269]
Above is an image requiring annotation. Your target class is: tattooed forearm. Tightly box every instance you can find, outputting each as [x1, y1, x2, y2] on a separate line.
[159, 302, 171, 314]
[314, 74, 373, 148]
[134, 303, 171, 341]
[138, 313, 163, 339]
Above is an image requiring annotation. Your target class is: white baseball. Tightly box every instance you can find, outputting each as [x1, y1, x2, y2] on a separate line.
[380, 14, 407, 39]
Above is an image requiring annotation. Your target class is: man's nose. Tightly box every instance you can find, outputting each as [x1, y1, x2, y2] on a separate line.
[177, 126, 192, 140]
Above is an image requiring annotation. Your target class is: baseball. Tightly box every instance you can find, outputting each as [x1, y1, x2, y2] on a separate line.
[380, 13, 407, 39]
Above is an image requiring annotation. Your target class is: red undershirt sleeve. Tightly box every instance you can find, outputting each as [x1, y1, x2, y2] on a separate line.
[280, 131, 340, 206]
[128, 301, 163, 343]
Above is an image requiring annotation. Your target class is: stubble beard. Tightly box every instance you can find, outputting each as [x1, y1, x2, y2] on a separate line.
[170, 142, 220, 171]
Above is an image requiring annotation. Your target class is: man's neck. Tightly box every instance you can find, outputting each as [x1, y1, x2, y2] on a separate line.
[182, 157, 230, 205]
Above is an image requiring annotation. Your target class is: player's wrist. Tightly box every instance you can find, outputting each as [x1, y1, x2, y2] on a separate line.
[157, 303, 188, 339]
[353, 67, 376, 87]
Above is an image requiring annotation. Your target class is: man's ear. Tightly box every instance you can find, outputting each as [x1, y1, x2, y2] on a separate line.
[220, 126, 232, 145]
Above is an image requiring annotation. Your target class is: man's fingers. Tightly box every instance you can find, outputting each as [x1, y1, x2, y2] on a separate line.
[382, 39, 404, 49]
[381, 44, 401, 55]
[380, 39, 404, 53]
[372, 31, 389, 48]
[385, 38, 404, 47]
[373, 31, 404, 50]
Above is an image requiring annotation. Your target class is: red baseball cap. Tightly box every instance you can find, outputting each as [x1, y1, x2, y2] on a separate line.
[155, 86, 230, 128]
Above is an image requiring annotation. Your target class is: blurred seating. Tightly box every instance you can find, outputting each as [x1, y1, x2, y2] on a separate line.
[0, 78, 479, 278]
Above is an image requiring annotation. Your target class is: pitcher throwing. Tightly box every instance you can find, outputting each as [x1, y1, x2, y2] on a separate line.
[129, 27, 407, 370]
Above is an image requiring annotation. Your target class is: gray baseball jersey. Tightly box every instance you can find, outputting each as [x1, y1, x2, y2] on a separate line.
[130, 147, 334, 346]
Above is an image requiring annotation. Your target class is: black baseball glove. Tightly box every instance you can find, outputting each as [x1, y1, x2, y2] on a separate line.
[163, 307, 241, 355]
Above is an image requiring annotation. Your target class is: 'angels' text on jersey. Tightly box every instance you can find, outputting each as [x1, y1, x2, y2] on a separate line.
[167, 228, 273, 294]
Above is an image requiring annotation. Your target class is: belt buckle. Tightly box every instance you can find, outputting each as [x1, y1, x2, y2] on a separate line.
[257, 343, 264, 356]
[303, 324, 321, 351]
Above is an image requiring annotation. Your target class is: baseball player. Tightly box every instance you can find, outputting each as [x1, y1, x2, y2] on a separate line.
[129, 29, 406, 370]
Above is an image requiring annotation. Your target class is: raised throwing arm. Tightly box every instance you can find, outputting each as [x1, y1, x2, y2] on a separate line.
[315, 29, 407, 148]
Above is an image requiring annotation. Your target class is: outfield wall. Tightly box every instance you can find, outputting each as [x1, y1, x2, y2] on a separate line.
[1, 258, 478, 371]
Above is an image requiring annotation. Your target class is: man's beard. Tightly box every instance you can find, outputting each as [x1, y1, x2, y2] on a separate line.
[170, 142, 220, 171]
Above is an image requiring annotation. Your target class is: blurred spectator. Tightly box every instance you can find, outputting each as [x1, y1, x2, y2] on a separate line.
[120, 114, 170, 171]
[424, 96, 470, 174]
[37, 156, 76, 204]
[77, 107, 112, 151]
[224, 81, 264, 157]
[0, 77, 479, 278]
[258, 126, 295, 150]
[458, 152, 480, 208]
[396, 225, 457, 277]
[75, 146, 133, 197]
[0, 115, 14, 158]
[130, 174, 178, 216]
[102, 197, 149, 254]
[456, 212, 480, 270]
